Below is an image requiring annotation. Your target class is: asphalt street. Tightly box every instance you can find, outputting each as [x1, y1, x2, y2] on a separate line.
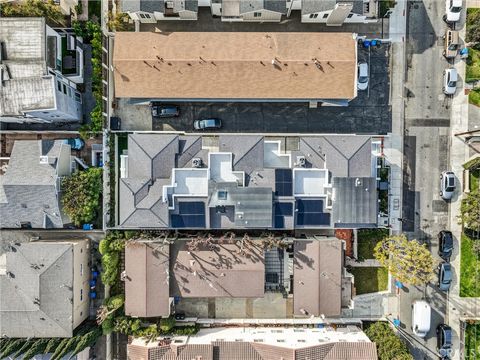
[401, 0, 453, 358]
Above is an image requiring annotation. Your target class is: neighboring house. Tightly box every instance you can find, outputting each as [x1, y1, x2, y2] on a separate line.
[0, 140, 73, 229]
[116, 134, 379, 230]
[293, 239, 353, 317]
[127, 326, 378, 360]
[0, 18, 83, 124]
[301, 0, 378, 26]
[113, 32, 357, 105]
[124, 237, 353, 318]
[121, 0, 199, 23]
[0, 239, 90, 337]
[211, 0, 287, 22]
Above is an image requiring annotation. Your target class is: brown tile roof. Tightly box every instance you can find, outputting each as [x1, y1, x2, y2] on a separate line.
[128, 341, 377, 360]
[125, 242, 171, 317]
[170, 241, 265, 298]
[113, 32, 357, 101]
[293, 239, 344, 317]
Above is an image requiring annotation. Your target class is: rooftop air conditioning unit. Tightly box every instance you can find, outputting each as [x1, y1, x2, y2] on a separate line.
[296, 156, 306, 167]
[192, 158, 203, 168]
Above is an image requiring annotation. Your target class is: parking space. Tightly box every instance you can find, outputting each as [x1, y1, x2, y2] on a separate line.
[146, 45, 391, 135]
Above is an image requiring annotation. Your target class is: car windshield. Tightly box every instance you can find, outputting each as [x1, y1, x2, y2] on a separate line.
[451, 6, 462, 12]
[359, 76, 368, 83]
[448, 80, 457, 87]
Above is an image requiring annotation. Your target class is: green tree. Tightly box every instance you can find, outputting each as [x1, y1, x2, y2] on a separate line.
[70, 327, 102, 357]
[467, 9, 480, 47]
[1, 0, 65, 26]
[97, 295, 125, 324]
[159, 317, 176, 333]
[101, 251, 120, 285]
[460, 189, 480, 233]
[44, 338, 62, 354]
[62, 167, 103, 226]
[365, 322, 413, 360]
[374, 235, 435, 286]
[22, 338, 50, 359]
[0, 339, 24, 358]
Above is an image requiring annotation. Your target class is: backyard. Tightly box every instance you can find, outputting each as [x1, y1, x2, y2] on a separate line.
[350, 267, 388, 295]
[465, 321, 480, 359]
[357, 228, 390, 260]
[460, 233, 480, 297]
[470, 168, 480, 192]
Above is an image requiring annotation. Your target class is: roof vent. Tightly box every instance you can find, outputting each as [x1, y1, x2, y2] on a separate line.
[192, 158, 203, 168]
[355, 178, 363, 187]
[39, 156, 49, 164]
[296, 156, 306, 167]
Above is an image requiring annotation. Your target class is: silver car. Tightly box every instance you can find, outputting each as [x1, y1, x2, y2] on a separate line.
[440, 171, 456, 200]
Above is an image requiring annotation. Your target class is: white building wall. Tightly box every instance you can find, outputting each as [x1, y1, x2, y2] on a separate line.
[240, 9, 283, 22]
[71, 239, 90, 330]
[211, 2, 221, 16]
[302, 10, 368, 24]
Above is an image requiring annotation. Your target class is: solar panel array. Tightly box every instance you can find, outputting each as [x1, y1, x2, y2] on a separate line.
[171, 201, 206, 228]
[275, 169, 293, 197]
[295, 199, 331, 226]
[274, 202, 293, 228]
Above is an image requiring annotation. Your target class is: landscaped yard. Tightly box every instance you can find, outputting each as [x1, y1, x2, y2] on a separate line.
[357, 228, 389, 260]
[460, 233, 480, 297]
[467, 8, 480, 106]
[350, 267, 388, 295]
[465, 321, 480, 359]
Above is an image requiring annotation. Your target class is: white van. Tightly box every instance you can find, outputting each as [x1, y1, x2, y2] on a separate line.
[412, 300, 431, 337]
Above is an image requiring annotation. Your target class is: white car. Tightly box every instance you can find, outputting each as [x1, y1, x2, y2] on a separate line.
[412, 300, 431, 338]
[440, 171, 456, 200]
[357, 62, 369, 91]
[443, 68, 457, 95]
[445, 0, 462, 23]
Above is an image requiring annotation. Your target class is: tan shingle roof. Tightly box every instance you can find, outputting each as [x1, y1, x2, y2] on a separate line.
[113, 32, 357, 100]
[125, 242, 171, 317]
[171, 241, 265, 298]
[293, 239, 344, 317]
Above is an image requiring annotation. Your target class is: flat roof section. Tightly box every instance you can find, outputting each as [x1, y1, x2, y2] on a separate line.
[113, 32, 357, 101]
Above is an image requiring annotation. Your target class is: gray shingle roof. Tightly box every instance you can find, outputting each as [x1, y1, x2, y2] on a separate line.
[302, 0, 364, 15]
[0, 242, 75, 337]
[0, 140, 70, 229]
[223, 0, 286, 15]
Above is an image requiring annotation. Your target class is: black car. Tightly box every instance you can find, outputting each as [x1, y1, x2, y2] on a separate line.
[174, 312, 186, 320]
[437, 324, 452, 357]
[151, 104, 180, 118]
[438, 231, 453, 260]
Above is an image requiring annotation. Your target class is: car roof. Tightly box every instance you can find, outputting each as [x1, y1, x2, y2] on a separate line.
[447, 68, 458, 80]
[358, 62, 368, 75]
[452, 0, 462, 6]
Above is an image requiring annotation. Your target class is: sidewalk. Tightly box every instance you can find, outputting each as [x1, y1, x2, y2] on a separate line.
[447, 11, 478, 359]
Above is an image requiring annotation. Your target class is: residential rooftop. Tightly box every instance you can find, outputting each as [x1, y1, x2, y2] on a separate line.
[0, 18, 55, 117]
[113, 32, 357, 103]
[127, 326, 377, 360]
[0, 140, 72, 229]
[117, 134, 379, 230]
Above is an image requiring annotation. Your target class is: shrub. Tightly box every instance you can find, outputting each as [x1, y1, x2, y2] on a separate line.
[365, 322, 412, 360]
[1, 0, 65, 26]
[101, 251, 120, 285]
[159, 317, 176, 333]
[463, 157, 480, 170]
[61, 167, 103, 227]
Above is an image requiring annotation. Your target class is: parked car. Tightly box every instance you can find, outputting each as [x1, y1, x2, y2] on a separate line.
[438, 230, 454, 260]
[437, 324, 452, 357]
[412, 300, 431, 338]
[445, 0, 462, 23]
[438, 262, 453, 292]
[63, 138, 85, 151]
[443, 68, 458, 95]
[357, 62, 369, 91]
[440, 171, 456, 200]
[151, 103, 180, 118]
[443, 29, 460, 59]
[194, 118, 222, 130]
[174, 312, 186, 320]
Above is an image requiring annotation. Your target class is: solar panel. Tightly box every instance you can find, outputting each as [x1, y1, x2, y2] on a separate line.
[275, 169, 293, 197]
[295, 199, 331, 226]
[172, 201, 206, 228]
[274, 202, 293, 229]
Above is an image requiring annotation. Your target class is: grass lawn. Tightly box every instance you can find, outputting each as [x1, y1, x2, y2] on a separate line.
[357, 228, 389, 260]
[465, 322, 480, 359]
[350, 267, 388, 295]
[470, 169, 480, 192]
[466, 49, 480, 83]
[460, 233, 480, 297]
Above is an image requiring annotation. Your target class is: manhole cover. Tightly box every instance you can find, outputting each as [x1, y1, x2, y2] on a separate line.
[432, 200, 448, 213]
